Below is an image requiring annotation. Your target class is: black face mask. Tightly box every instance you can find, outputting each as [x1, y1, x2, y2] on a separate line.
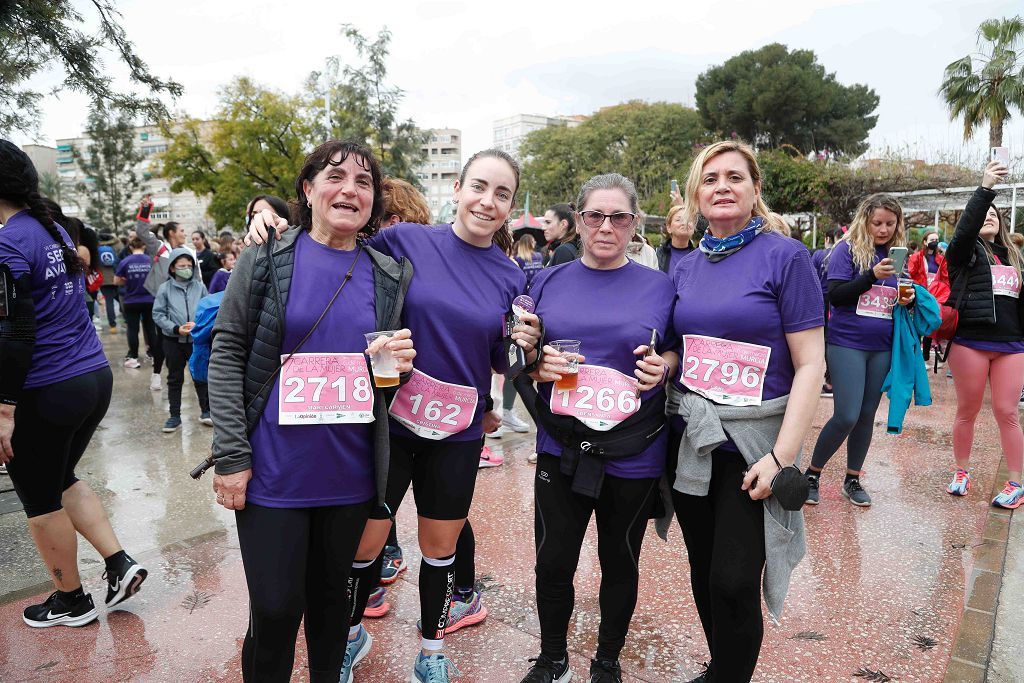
[927, 242, 938, 251]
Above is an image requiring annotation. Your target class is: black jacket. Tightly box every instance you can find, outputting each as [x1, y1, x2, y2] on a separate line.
[657, 242, 695, 273]
[945, 187, 1023, 341]
[208, 228, 414, 509]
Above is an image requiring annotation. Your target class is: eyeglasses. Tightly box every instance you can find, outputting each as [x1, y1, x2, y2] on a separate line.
[579, 210, 636, 230]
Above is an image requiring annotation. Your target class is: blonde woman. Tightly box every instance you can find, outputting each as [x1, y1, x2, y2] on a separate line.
[657, 204, 696, 274]
[944, 160, 1023, 508]
[669, 141, 824, 682]
[806, 194, 913, 507]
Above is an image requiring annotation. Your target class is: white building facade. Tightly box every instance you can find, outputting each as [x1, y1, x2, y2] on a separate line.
[415, 128, 462, 221]
[492, 114, 584, 159]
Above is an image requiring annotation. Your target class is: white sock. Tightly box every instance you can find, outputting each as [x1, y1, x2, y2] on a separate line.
[420, 638, 444, 652]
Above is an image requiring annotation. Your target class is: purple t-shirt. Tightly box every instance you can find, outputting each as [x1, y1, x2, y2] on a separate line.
[672, 231, 824, 402]
[208, 268, 230, 294]
[668, 246, 694, 278]
[926, 253, 939, 274]
[827, 241, 896, 352]
[114, 253, 154, 304]
[246, 232, 376, 507]
[369, 223, 526, 441]
[530, 260, 678, 479]
[0, 211, 107, 388]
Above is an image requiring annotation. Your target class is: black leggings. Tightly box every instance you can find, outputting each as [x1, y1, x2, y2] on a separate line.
[123, 302, 158, 360]
[236, 500, 372, 683]
[672, 448, 765, 683]
[8, 367, 113, 518]
[534, 453, 657, 662]
[162, 337, 209, 416]
[100, 284, 119, 328]
[811, 344, 890, 473]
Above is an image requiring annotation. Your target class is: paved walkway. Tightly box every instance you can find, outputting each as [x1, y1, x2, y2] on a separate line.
[0, 332, 1018, 682]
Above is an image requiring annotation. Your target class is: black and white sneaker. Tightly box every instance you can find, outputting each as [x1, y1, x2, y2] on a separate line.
[23, 590, 98, 628]
[842, 477, 872, 507]
[805, 473, 820, 506]
[589, 658, 623, 683]
[521, 654, 572, 683]
[104, 554, 148, 608]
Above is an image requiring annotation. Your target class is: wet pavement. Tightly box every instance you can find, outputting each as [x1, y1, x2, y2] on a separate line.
[0, 331, 1018, 682]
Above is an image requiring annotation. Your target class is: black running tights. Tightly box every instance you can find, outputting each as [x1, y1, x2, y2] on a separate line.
[672, 448, 766, 683]
[235, 501, 371, 682]
[534, 453, 657, 662]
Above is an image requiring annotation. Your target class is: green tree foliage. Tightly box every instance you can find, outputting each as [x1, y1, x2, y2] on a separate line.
[519, 101, 708, 215]
[695, 44, 879, 156]
[757, 147, 824, 215]
[940, 16, 1024, 147]
[38, 171, 65, 204]
[160, 25, 426, 227]
[160, 78, 314, 228]
[0, 0, 181, 136]
[71, 104, 144, 233]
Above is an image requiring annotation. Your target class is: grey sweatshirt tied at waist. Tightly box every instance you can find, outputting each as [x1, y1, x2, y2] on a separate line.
[658, 382, 806, 623]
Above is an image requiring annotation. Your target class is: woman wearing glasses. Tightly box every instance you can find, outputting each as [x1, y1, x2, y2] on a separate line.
[520, 174, 678, 683]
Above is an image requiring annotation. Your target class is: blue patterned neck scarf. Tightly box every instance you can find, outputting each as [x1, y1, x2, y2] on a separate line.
[699, 216, 765, 262]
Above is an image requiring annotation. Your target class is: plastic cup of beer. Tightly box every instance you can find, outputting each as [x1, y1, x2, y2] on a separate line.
[897, 278, 914, 304]
[364, 331, 400, 387]
[550, 340, 581, 391]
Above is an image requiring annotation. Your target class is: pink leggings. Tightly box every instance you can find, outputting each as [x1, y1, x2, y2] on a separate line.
[947, 343, 1024, 474]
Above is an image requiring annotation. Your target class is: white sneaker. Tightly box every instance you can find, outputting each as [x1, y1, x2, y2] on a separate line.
[123, 357, 141, 369]
[485, 425, 507, 439]
[502, 410, 530, 432]
[0, 463, 8, 475]
[149, 373, 162, 391]
[527, 453, 538, 464]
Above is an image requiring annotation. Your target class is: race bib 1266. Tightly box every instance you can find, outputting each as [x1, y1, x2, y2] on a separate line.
[550, 364, 640, 431]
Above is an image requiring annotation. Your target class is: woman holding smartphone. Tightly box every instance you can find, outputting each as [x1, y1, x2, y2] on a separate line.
[805, 194, 912, 507]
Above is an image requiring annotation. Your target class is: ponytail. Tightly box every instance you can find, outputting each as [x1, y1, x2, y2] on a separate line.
[494, 221, 513, 255]
[26, 191, 83, 276]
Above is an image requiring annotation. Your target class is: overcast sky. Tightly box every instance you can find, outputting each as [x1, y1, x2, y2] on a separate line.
[12, 0, 1024, 170]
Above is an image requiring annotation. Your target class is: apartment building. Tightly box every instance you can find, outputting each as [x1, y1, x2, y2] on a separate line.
[414, 128, 462, 220]
[492, 114, 585, 159]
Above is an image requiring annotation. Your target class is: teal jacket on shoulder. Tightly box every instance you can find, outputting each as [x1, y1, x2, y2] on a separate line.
[882, 283, 941, 434]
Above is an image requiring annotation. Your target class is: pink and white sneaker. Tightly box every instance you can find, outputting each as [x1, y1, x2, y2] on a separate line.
[478, 446, 503, 468]
[992, 480, 1024, 509]
[946, 467, 971, 496]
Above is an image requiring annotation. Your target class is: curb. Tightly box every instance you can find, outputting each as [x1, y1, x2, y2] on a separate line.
[943, 459, 1015, 682]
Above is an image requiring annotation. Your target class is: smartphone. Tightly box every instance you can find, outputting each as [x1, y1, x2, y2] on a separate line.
[648, 328, 659, 357]
[888, 246, 909, 275]
[0, 265, 10, 319]
[992, 147, 1010, 167]
[670, 179, 679, 194]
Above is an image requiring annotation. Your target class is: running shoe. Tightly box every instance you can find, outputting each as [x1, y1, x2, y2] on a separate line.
[946, 467, 971, 496]
[162, 416, 182, 433]
[479, 446, 503, 468]
[23, 591, 98, 628]
[199, 411, 214, 426]
[108, 325, 118, 335]
[0, 463, 7, 475]
[842, 478, 871, 507]
[804, 473, 820, 506]
[340, 624, 373, 683]
[380, 544, 406, 585]
[520, 654, 572, 683]
[412, 651, 460, 682]
[527, 452, 538, 464]
[150, 373, 162, 391]
[1019, 387, 1024, 409]
[104, 554, 148, 607]
[992, 481, 1024, 509]
[485, 425, 508, 439]
[820, 384, 833, 398]
[503, 410, 531, 432]
[363, 586, 390, 618]
[123, 356, 141, 369]
[589, 658, 622, 683]
[686, 662, 713, 683]
[416, 589, 489, 634]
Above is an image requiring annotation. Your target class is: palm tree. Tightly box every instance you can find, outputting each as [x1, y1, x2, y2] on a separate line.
[939, 16, 1024, 148]
[38, 171, 64, 203]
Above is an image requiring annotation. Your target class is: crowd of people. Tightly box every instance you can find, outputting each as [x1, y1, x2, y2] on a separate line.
[0, 129, 1020, 683]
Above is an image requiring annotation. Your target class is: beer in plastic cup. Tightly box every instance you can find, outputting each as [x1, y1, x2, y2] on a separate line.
[550, 340, 581, 392]
[364, 331, 400, 387]
[897, 278, 914, 303]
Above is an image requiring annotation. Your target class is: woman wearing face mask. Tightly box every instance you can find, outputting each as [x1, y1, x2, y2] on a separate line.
[191, 230, 219, 289]
[246, 148, 542, 683]
[209, 140, 416, 682]
[908, 228, 949, 361]
[669, 141, 824, 683]
[152, 250, 210, 432]
[520, 173, 677, 683]
[805, 194, 912, 508]
[542, 204, 580, 267]
[943, 160, 1024, 508]
[658, 204, 696, 275]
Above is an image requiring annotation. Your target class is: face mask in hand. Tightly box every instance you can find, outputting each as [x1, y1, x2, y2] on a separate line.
[175, 267, 193, 280]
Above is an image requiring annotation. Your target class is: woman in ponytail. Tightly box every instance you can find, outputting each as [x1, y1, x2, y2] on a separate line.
[0, 139, 148, 629]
